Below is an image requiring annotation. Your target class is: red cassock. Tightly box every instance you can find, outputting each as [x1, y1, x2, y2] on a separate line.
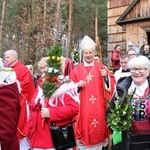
[26, 86, 79, 149]
[62, 57, 74, 76]
[69, 61, 116, 146]
[11, 61, 35, 139]
[0, 83, 20, 150]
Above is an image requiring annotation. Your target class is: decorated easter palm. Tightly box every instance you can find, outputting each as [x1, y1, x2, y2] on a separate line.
[42, 44, 62, 98]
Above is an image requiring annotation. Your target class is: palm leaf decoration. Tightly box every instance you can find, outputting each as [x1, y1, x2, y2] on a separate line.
[107, 89, 136, 131]
[42, 44, 62, 98]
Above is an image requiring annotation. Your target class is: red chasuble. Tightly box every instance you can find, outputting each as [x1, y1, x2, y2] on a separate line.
[0, 83, 20, 150]
[69, 61, 115, 146]
[11, 61, 35, 139]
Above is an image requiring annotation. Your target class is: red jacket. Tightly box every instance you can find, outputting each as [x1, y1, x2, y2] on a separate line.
[26, 86, 79, 149]
[111, 50, 120, 70]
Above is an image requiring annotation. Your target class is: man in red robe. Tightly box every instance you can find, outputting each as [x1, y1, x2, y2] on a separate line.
[61, 56, 74, 76]
[69, 36, 116, 150]
[4, 50, 35, 150]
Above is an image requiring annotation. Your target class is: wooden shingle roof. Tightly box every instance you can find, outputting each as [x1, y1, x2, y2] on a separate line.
[116, 0, 150, 25]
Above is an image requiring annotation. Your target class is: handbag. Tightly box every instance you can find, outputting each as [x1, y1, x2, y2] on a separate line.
[50, 121, 76, 150]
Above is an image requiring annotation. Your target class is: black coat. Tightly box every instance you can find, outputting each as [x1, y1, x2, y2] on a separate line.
[106, 76, 150, 150]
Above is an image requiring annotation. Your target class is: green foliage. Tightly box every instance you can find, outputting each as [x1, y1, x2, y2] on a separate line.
[42, 81, 58, 98]
[107, 90, 135, 131]
[46, 44, 62, 70]
[1, 0, 108, 64]
[42, 44, 62, 98]
[72, 0, 108, 57]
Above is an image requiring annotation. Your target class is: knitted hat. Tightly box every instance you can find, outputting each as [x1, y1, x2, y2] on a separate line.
[0, 58, 17, 85]
[80, 36, 96, 52]
[0, 58, 4, 69]
[128, 42, 134, 47]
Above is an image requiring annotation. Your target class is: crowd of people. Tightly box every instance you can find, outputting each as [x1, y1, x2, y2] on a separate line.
[0, 36, 150, 150]
[111, 37, 150, 74]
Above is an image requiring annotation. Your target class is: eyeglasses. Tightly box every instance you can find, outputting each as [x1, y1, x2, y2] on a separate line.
[130, 68, 147, 73]
[128, 54, 136, 56]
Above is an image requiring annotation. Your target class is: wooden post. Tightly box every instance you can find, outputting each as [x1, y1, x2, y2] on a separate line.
[0, 0, 6, 55]
[66, 0, 73, 58]
[43, 0, 46, 45]
[95, 8, 112, 150]
[54, 0, 61, 43]
[95, 8, 102, 62]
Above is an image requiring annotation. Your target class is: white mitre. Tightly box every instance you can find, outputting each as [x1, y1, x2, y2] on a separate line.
[80, 35, 96, 52]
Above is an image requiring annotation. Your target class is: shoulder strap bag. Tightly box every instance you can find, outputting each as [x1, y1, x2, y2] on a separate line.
[50, 121, 76, 150]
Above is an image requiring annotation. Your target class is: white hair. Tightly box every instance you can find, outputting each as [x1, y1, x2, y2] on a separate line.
[127, 55, 150, 70]
[5, 50, 18, 60]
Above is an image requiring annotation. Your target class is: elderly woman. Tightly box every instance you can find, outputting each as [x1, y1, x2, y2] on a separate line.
[26, 55, 79, 150]
[107, 55, 150, 150]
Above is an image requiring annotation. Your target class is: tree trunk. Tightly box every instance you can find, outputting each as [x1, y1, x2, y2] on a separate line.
[0, 0, 6, 55]
[95, 8, 102, 62]
[54, 0, 61, 43]
[66, 0, 73, 58]
[43, 0, 46, 45]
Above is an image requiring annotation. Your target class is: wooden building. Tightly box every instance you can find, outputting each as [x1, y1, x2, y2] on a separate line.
[107, 0, 150, 66]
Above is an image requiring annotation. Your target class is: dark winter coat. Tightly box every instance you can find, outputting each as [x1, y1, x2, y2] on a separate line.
[106, 76, 150, 150]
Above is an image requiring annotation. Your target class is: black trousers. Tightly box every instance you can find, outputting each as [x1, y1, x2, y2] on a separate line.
[111, 131, 130, 150]
[102, 146, 108, 150]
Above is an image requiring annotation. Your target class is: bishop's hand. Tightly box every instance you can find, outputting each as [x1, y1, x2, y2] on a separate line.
[77, 80, 86, 88]
[100, 68, 107, 77]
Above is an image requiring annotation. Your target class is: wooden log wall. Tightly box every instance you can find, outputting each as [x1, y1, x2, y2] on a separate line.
[107, 0, 133, 67]
[107, 0, 150, 67]
[126, 21, 150, 49]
